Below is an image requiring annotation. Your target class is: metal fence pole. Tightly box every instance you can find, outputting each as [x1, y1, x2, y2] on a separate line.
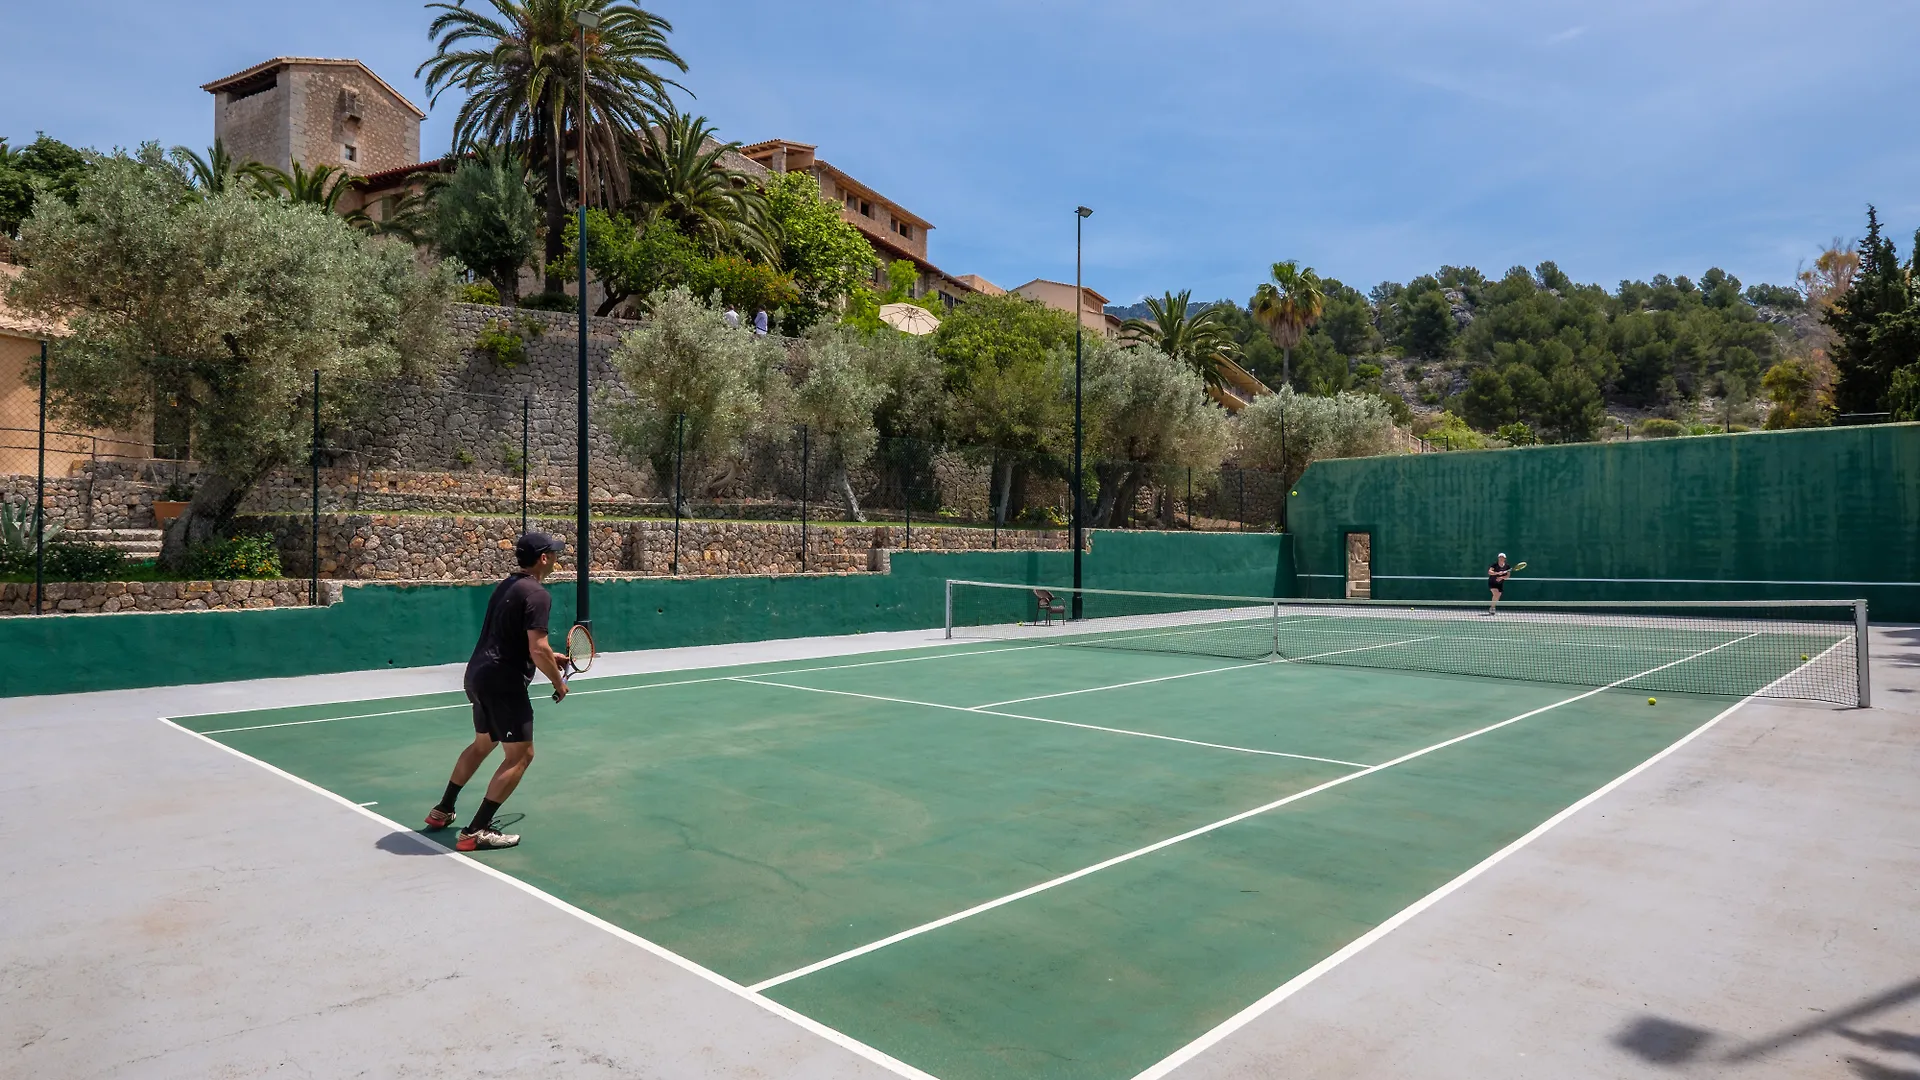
[1186, 467, 1192, 530]
[799, 425, 809, 571]
[990, 463, 998, 549]
[671, 413, 683, 576]
[1237, 467, 1245, 532]
[905, 483, 912, 550]
[520, 395, 530, 535]
[309, 370, 320, 606]
[33, 341, 47, 616]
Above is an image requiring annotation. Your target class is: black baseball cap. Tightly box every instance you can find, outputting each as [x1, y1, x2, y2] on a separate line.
[514, 531, 566, 565]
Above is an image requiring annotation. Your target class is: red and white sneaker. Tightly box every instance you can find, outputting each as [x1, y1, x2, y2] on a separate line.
[455, 827, 520, 851]
[424, 807, 458, 831]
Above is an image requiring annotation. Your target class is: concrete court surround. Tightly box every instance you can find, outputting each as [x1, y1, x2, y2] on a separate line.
[3, 625, 1916, 1079]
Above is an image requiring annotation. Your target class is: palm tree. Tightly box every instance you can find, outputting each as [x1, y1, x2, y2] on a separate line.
[419, 0, 687, 295]
[169, 139, 274, 197]
[1251, 260, 1325, 388]
[1119, 290, 1238, 389]
[627, 111, 776, 260]
[256, 161, 357, 211]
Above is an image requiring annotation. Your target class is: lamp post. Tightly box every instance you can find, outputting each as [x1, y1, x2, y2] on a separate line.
[1072, 205, 1092, 620]
[573, 8, 600, 630]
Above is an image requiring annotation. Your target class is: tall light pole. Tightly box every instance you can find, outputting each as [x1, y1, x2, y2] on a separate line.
[1072, 205, 1092, 620]
[573, 8, 599, 630]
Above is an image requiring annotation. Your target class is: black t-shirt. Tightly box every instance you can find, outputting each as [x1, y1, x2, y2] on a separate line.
[1488, 563, 1507, 588]
[467, 572, 552, 691]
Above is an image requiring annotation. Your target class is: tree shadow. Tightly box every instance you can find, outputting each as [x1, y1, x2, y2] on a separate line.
[1614, 977, 1920, 1070]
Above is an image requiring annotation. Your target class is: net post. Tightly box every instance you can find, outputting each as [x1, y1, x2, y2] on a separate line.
[1271, 599, 1281, 658]
[1855, 598, 1871, 708]
[944, 579, 953, 639]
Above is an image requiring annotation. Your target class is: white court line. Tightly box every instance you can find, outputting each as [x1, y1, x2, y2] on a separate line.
[156, 717, 941, 1080]
[745, 631, 1761, 993]
[1127, 633, 1849, 1080]
[976, 661, 1270, 709]
[182, 627, 1259, 736]
[729, 677, 1371, 769]
[358, 801, 378, 807]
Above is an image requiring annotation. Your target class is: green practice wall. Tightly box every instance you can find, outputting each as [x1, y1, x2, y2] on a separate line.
[0, 530, 1291, 698]
[1288, 423, 1920, 619]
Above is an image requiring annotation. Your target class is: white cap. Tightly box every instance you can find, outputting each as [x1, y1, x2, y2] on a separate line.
[1497, 552, 1506, 558]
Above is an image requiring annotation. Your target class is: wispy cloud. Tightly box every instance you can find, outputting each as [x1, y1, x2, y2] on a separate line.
[1545, 25, 1590, 45]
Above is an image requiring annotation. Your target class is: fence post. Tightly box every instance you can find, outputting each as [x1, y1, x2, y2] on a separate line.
[33, 341, 47, 615]
[905, 482, 912, 550]
[1186, 467, 1192, 530]
[671, 413, 683, 576]
[990, 463, 997, 549]
[521, 395, 530, 536]
[309, 370, 320, 606]
[1237, 466, 1245, 532]
[799, 425, 809, 572]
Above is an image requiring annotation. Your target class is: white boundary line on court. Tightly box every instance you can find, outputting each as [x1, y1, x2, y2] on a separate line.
[975, 661, 1270, 709]
[1298, 572, 1918, 587]
[728, 676, 1372, 768]
[184, 621, 1301, 735]
[744, 632, 1761, 993]
[155, 716, 943, 1080]
[1125, 632, 1852, 1080]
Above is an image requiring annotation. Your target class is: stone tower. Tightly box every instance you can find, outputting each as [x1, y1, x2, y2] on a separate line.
[200, 58, 425, 177]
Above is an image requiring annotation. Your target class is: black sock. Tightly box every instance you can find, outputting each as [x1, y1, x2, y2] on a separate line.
[466, 798, 501, 833]
[435, 782, 462, 815]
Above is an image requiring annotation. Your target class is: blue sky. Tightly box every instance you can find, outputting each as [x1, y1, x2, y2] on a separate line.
[4, 1, 1917, 306]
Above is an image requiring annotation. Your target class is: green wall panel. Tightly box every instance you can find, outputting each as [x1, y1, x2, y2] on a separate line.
[1, 531, 1291, 698]
[1288, 424, 1920, 618]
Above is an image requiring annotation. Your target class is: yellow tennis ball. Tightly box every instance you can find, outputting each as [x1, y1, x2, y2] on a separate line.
[1800, 654, 1809, 661]
[1647, 697, 1657, 706]
[1290, 490, 1298, 496]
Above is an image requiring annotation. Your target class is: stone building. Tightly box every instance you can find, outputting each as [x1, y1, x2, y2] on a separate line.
[200, 58, 425, 178]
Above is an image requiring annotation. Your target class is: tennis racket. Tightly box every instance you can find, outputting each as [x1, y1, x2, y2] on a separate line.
[552, 623, 597, 702]
[1513, 561, 1527, 571]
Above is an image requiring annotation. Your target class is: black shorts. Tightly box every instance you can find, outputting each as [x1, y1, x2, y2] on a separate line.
[1488, 580, 1504, 593]
[465, 671, 534, 743]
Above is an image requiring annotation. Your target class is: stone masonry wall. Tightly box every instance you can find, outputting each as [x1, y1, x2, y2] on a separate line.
[0, 578, 343, 615]
[241, 512, 1070, 582]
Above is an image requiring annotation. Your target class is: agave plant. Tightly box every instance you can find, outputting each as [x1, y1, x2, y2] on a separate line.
[0, 499, 62, 556]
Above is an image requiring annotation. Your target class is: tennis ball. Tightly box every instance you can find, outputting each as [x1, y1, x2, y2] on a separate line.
[1801, 654, 1810, 661]
[1647, 697, 1657, 706]
[1290, 490, 1298, 496]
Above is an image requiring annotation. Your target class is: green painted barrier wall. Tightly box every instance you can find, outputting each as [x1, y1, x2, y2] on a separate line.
[1288, 423, 1920, 619]
[1, 530, 1291, 698]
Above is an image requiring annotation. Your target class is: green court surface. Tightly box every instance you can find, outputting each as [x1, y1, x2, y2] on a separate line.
[170, 636, 1757, 1080]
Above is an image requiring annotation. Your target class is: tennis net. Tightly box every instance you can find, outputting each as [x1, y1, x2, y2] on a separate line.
[944, 580, 1868, 707]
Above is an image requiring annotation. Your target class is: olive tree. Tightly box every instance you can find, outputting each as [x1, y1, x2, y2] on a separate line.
[1082, 338, 1230, 527]
[1232, 387, 1398, 489]
[604, 286, 784, 509]
[8, 148, 457, 568]
[789, 327, 884, 520]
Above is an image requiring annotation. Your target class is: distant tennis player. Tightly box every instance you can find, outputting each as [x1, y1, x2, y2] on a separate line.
[425, 531, 570, 851]
[1486, 552, 1513, 615]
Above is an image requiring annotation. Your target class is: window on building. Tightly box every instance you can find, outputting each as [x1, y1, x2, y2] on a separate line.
[343, 143, 358, 162]
[859, 200, 872, 217]
[899, 223, 914, 241]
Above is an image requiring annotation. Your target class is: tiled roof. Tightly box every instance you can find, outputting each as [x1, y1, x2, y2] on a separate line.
[0, 264, 67, 340]
[201, 58, 427, 120]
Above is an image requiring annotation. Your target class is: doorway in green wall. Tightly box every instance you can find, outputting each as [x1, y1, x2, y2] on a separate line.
[1345, 531, 1372, 599]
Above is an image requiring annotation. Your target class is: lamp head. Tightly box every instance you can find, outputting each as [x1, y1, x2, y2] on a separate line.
[575, 9, 602, 29]
[1075, 206, 1093, 218]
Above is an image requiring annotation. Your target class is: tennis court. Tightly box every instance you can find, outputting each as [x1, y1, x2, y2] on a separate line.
[157, 586, 1865, 1080]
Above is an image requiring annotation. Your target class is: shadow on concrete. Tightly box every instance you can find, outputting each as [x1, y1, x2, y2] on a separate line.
[375, 831, 448, 856]
[1615, 977, 1920, 1070]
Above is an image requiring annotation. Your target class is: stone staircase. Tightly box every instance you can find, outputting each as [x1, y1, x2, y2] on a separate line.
[70, 528, 164, 562]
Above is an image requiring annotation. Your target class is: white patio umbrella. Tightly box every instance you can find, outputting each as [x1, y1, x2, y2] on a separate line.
[878, 302, 941, 336]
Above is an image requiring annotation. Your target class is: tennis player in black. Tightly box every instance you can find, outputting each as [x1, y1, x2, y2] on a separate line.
[1487, 552, 1513, 614]
[425, 531, 571, 851]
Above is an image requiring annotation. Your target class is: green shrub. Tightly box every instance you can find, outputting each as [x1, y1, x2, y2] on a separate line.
[458, 280, 501, 305]
[38, 541, 128, 582]
[1018, 505, 1067, 528]
[159, 479, 195, 502]
[518, 290, 576, 312]
[475, 318, 526, 367]
[186, 534, 283, 579]
[1637, 418, 1688, 438]
[1495, 421, 1539, 446]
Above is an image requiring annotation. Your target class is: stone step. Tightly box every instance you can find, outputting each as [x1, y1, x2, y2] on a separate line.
[69, 528, 164, 541]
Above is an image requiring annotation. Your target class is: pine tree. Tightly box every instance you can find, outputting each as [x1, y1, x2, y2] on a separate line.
[1827, 207, 1920, 414]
